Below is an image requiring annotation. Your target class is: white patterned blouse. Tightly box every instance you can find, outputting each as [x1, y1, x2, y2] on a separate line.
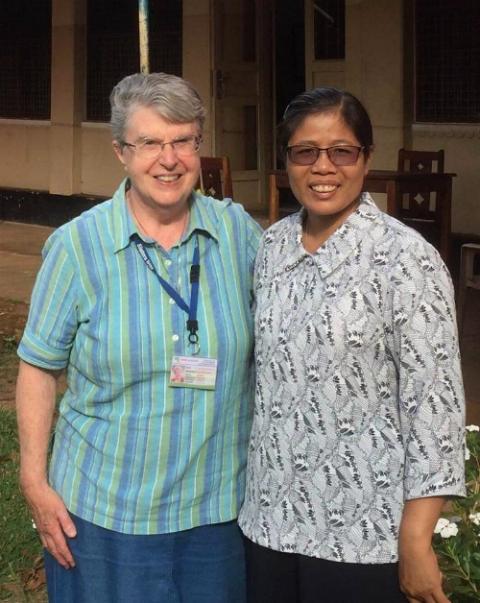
[239, 193, 465, 564]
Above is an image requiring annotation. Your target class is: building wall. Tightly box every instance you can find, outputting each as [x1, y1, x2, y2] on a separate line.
[81, 124, 124, 197]
[0, 121, 50, 191]
[345, 0, 404, 212]
[0, 0, 478, 234]
[345, 0, 480, 236]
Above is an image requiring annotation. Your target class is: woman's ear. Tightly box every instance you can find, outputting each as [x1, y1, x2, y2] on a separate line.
[363, 145, 374, 175]
[112, 141, 126, 167]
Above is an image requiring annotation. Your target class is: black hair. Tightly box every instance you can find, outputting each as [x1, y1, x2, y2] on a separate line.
[277, 87, 374, 162]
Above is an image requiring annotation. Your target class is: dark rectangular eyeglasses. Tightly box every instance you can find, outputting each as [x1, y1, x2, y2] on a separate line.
[286, 145, 364, 166]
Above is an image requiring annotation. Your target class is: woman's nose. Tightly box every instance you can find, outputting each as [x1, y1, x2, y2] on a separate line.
[312, 149, 336, 172]
[157, 143, 179, 167]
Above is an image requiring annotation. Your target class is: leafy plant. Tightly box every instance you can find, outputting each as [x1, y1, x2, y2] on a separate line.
[0, 409, 45, 601]
[433, 425, 480, 602]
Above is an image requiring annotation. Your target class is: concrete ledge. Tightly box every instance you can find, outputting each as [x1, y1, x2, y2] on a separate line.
[0, 187, 105, 227]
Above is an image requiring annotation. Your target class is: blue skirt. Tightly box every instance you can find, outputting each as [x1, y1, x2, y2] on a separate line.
[45, 514, 246, 603]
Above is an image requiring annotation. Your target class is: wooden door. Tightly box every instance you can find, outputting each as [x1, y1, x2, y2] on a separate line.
[212, 0, 273, 211]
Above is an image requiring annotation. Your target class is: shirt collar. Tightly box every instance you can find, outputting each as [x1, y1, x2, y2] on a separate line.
[280, 193, 382, 278]
[111, 179, 135, 253]
[112, 182, 220, 253]
[182, 191, 220, 244]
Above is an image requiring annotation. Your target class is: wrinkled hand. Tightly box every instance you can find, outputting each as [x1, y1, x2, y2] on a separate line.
[22, 481, 77, 569]
[399, 545, 450, 603]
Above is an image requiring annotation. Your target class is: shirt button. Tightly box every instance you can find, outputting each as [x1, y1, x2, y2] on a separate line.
[165, 259, 172, 267]
[169, 298, 175, 305]
[172, 334, 179, 342]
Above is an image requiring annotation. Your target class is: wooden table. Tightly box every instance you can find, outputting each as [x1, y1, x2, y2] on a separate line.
[269, 169, 455, 263]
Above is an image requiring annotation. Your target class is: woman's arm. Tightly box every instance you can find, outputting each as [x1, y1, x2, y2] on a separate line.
[16, 360, 77, 569]
[390, 240, 465, 602]
[398, 497, 449, 603]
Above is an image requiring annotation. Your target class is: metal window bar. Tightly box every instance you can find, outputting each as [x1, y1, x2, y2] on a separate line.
[415, 0, 480, 122]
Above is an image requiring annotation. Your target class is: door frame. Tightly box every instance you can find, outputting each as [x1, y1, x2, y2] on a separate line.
[210, 0, 274, 212]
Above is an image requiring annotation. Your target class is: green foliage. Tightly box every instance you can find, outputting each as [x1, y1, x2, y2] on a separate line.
[1, 336, 17, 352]
[0, 409, 44, 600]
[433, 427, 480, 602]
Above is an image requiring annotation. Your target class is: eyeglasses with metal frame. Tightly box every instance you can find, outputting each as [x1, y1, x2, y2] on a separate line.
[286, 144, 365, 166]
[121, 135, 201, 159]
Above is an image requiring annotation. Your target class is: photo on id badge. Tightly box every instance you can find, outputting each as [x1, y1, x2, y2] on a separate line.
[169, 355, 217, 390]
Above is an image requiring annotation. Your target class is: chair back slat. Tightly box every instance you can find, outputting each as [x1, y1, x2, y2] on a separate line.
[397, 148, 445, 174]
[198, 156, 233, 200]
[397, 148, 449, 255]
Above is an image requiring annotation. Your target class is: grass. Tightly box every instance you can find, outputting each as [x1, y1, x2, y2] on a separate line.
[0, 336, 19, 405]
[0, 408, 46, 601]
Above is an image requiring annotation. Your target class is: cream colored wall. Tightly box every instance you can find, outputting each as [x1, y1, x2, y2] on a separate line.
[0, 121, 51, 190]
[412, 124, 480, 235]
[49, 0, 85, 195]
[345, 0, 404, 173]
[182, 0, 213, 154]
[80, 124, 124, 197]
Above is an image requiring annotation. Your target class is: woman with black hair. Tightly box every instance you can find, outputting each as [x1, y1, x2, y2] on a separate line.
[239, 87, 465, 603]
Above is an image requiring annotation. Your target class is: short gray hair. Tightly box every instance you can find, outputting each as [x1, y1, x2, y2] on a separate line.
[109, 72, 206, 141]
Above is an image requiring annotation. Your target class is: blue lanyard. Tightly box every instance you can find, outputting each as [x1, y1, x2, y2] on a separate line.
[132, 234, 200, 344]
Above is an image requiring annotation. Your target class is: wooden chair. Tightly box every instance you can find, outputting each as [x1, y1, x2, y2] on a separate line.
[396, 148, 450, 262]
[268, 170, 300, 225]
[198, 156, 233, 200]
[397, 148, 445, 174]
[457, 243, 480, 339]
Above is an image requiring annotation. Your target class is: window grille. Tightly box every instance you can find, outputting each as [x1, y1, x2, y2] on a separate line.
[0, 0, 51, 119]
[415, 0, 480, 122]
[87, 0, 182, 122]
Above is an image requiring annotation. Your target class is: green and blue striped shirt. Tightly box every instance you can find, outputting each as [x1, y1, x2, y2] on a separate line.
[18, 181, 262, 534]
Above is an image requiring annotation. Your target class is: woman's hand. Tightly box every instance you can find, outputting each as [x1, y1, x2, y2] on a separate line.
[398, 497, 450, 603]
[399, 543, 449, 603]
[22, 480, 77, 569]
[16, 361, 76, 568]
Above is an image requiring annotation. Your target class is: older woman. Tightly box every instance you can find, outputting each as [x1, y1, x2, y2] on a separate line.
[16, 72, 262, 602]
[239, 88, 465, 603]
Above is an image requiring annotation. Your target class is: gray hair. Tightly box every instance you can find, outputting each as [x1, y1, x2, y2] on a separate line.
[109, 72, 206, 141]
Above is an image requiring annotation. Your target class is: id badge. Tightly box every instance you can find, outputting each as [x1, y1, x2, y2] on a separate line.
[169, 355, 217, 390]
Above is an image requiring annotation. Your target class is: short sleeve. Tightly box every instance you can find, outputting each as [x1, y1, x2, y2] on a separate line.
[391, 241, 466, 499]
[243, 208, 263, 273]
[18, 232, 79, 370]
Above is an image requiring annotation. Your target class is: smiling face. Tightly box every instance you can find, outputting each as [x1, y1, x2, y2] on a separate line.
[287, 110, 370, 237]
[113, 105, 201, 216]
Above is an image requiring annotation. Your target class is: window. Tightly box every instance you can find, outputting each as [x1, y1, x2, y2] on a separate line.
[314, 0, 345, 60]
[415, 0, 480, 122]
[0, 0, 51, 119]
[87, 0, 182, 122]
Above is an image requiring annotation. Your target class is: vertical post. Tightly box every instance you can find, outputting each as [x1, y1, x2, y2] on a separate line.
[49, 0, 86, 195]
[138, 0, 150, 73]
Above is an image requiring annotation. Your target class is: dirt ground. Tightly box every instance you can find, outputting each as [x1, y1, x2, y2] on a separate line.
[0, 297, 29, 409]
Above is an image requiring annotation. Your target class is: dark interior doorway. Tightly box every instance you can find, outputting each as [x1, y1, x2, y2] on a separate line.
[274, 0, 305, 208]
[275, 0, 305, 128]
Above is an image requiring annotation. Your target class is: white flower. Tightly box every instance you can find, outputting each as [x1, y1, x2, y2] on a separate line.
[434, 517, 450, 533]
[441, 523, 458, 538]
[465, 446, 471, 461]
[466, 424, 480, 432]
[469, 512, 480, 526]
[434, 517, 458, 538]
